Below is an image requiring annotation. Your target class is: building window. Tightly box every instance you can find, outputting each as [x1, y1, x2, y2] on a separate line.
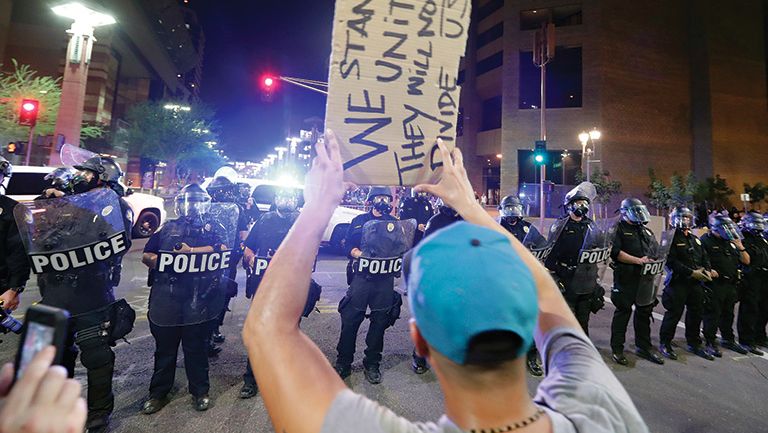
[477, 22, 504, 48]
[477, 51, 503, 76]
[519, 47, 582, 109]
[520, 5, 583, 31]
[477, 0, 504, 22]
[481, 96, 502, 131]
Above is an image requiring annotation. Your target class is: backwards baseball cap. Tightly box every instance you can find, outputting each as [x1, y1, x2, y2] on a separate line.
[406, 222, 538, 365]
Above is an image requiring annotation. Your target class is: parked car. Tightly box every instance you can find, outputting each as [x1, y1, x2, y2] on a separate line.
[5, 165, 167, 238]
[202, 176, 364, 252]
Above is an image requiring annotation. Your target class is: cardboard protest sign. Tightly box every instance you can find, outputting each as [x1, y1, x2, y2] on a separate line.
[326, 0, 471, 186]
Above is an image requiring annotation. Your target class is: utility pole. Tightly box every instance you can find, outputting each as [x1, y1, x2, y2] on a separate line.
[534, 22, 555, 231]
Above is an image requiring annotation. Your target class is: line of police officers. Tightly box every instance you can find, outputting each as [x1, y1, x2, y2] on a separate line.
[4, 153, 768, 426]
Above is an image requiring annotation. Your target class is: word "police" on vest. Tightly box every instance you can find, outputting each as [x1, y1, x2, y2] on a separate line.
[578, 248, 611, 265]
[252, 257, 271, 276]
[30, 232, 128, 274]
[358, 257, 402, 275]
[641, 260, 665, 276]
[157, 250, 232, 273]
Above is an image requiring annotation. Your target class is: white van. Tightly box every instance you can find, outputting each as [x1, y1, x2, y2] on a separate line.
[5, 165, 167, 238]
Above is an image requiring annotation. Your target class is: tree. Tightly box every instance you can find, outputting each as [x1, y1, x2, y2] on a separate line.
[743, 182, 768, 210]
[696, 174, 733, 210]
[667, 173, 696, 208]
[646, 169, 671, 216]
[122, 101, 223, 188]
[0, 59, 61, 143]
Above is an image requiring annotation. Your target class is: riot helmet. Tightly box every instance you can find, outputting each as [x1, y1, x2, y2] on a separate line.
[619, 198, 651, 225]
[0, 155, 11, 193]
[411, 188, 429, 199]
[72, 156, 126, 195]
[206, 176, 237, 203]
[499, 195, 524, 223]
[45, 167, 77, 194]
[563, 182, 595, 218]
[739, 211, 765, 234]
[709, 214, 742, 241]
[274, 187, 299, 214]
[367, 186, 393, 215]
[669, 206, 695, 229]
[174, 184, 212, 221]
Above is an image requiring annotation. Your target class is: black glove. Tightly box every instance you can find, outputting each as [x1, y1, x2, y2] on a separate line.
[590, 284, 606, 313]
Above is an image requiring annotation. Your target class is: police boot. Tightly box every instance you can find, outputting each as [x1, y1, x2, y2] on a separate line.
[526, 356, 544, 376]
[141, 396, 170, 415]
[687, 344, 715, 361]
[334, 364, 351, 379]
[721, 339, 748, 355]
[705, 343, 722, 358]
[755, 339, 768, 349]
[193, 395, 210, 411]
[363, 364, 382, 385]
[207, 341, 222, 357]
[85, 420, 109, 433]
[411, 351, 430, 375]
[212, 330, 225, 344]
[741, 344, 765, 356]
[659, 343, 678, 361]
[611, 351, 629, 366]
[239, 383, 258, 399]
[635, 348, 664, 365]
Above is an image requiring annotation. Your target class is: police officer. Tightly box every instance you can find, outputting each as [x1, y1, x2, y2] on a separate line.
[737, 212, 768, 354]
[36, 156, 133, 433]
[335, 186, 397, 384]
[545, 185, 595, 334]
[206, 176, 250, 354]
[398, 189, 434, 246]
[423, 198, 463, 237]
[239, 188, 300, 399]
[700, 214, 750, 357]
[0, 156, 30, 314]
[610, 198, 665, 365]
[140, 184, 227, 414]
[658, 206, 715, 361]
[498, 195, 545, 376]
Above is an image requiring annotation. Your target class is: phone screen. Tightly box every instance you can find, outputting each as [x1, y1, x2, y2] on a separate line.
[16, 322, 55, 379]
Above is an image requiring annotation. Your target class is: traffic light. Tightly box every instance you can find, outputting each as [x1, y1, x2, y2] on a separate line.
[534, 140, 547, 165]
[18, 99, 40, 126]
[259, 74, 278, 101]
[6, 141, 24, 154]
[7, 142, 16, 154]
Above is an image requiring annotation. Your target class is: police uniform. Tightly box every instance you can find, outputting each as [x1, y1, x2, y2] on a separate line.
[0, 195, 30, 295]
[241, 210, 298, 389]
[545, 216, 593, 334]
[423, 206, 463, 238]
[36, 192, 133, 431]
[737, 230, 768, 348]
[398, 195, 434, 246]
[658, 229, 711, 350]
[610, 220, 657, 354]
[700, 232, 741, 347]
[143, 218, 224, 404]
[335, 211, 397, 375]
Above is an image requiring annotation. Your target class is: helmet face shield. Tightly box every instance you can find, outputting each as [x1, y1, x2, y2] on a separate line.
[500, 204, 523, 218]
[740, 213, 765, 233]
[275, 189, 298, 213]
[175, 190, 212, 219]
[624, 205, 651, 224]
[671, 208, 695, 229]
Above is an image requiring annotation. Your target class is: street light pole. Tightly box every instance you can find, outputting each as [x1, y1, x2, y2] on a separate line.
[49, 2, 115, 166]
[534, 22, 555, 231]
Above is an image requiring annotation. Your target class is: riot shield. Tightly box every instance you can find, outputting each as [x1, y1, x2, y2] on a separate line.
[148, 203, 239, 326]
[59, 143, 98, 166]
[357, 219, 416, 276]
[523, 225, 552, 263]
[13, 189, 129, 274]
[636, 229, 674, 306]
[569, 217, 620, 295]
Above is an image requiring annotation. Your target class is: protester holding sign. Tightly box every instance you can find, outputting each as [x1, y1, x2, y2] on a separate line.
[140, 184, 236, 415]
[242, 131, 648, 433]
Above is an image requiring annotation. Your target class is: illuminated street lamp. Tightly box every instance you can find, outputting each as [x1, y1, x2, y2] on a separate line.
[578, 128, 601, 180]
[50, 2, 116, 165]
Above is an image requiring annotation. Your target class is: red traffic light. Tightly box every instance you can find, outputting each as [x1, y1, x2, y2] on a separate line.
[18, 99, 40, 126]
[263, 77, 274, 88]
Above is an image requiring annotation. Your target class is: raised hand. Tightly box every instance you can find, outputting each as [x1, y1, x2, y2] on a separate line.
[414, 139, 476, 215]
[303, 129, 345, 212]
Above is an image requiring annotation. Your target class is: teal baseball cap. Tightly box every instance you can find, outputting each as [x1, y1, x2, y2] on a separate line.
[406, 222, 538, 365]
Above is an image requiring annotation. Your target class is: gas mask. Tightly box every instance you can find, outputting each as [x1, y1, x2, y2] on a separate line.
[71, 170, 100, 194]
[275, 196, 297, 214]
[372, 196, 393, 215]
[569, 200, 590, 218]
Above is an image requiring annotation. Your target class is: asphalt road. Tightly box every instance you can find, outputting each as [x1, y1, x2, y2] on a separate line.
[2, 238, 767, 433]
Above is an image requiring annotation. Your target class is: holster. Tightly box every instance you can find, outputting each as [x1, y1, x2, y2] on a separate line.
[387, 291, 403, 328]
[302, 279, 323, 317]
[590, 284, 606, 313]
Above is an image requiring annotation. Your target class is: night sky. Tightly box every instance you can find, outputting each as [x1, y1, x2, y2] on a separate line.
[189, 0, 336, 161]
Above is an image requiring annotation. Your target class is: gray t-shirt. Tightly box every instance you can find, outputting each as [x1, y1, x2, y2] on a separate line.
[320, 327, 649, 433]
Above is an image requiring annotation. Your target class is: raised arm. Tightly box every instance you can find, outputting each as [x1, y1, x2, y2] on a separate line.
[242, 130, 347, 433]
[415, 140, 582, 347]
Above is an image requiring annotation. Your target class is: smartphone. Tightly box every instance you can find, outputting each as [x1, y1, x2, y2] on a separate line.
[14, 305, 70, 381]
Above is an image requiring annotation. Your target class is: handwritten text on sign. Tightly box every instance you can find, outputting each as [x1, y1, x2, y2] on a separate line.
[327, 0, 471, 186]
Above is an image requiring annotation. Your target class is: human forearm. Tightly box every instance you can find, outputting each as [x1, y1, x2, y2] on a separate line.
[142, 253, 157, 268]
[617, 250, 642, 265]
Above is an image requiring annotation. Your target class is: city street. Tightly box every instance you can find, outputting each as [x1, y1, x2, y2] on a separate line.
[1, 237, 766, 433]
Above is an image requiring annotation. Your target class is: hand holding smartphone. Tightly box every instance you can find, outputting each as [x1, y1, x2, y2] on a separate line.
[14, 305, 70, 381]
